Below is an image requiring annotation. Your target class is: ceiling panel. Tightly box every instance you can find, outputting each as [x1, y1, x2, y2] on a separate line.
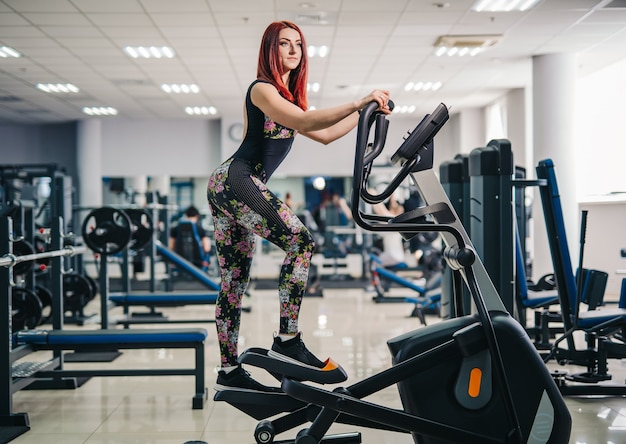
[3, 0, 77, 13]
[39, 26, 104, 38]
[72, 0, 143, 13]
[140, 0, 209, 13]
[20, 13, 92, 26]
[86, 13, 155, 27]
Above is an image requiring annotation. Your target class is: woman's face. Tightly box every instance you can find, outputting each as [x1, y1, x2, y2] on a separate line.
[277, 27, 302, 74]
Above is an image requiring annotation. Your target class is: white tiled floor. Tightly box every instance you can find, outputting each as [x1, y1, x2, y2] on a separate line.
[9, 283, 626, 444]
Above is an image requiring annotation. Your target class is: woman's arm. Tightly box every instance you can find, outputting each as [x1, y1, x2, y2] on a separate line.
[300, 112, 359, 145]
[250, 82, 390, 134]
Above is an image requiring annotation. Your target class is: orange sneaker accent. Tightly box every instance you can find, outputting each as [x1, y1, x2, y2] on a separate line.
[321, 358, 339, 371]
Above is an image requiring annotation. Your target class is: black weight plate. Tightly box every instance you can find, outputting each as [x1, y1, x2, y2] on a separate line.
[63, 272, 93, 312]
[81, 207, 132, 254]
[83, 274, 99, 302]
[13, 239, 35, 275]
[35, 285, 53, 325]
[125, 209, 154, 250]
[12, 287, 43, 332]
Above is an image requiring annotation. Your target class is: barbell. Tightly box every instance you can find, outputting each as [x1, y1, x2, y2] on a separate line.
[0, 245, 87, 269]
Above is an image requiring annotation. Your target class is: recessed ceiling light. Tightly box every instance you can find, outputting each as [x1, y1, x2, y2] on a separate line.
[0, 46, 21, 58]
[471, 0, 540, 12]
[83, 106, 118, 116]
[307, 82, 320, 92]
[37, 83, 79, 93]
[124, 46, 175, 59]
[393, 105, 417, 114]
[404, 81, 442, 92]
[161, 84, 199, 94]
[308, 45, 329, 58]
[185, 106, 217, 116]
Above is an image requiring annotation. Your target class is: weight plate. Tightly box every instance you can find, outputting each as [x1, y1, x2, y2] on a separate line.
[12, 287, 43, 333]
[125, 209, 154, 250]
[13, 239, 35, 275]
[63, 272, 93, 313]
[35, 285, 53, 325]
[83, 274, 99, 302]
[81, 207, 132, 255]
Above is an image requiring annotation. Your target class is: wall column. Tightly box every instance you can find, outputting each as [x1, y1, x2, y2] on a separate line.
[150, 175, 170, 199]
[130, 175, 148, 207]
[531, 53, 577, 279]
[76, 119, 103, 211]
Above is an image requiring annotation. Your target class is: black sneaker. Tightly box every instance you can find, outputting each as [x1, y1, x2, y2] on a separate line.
[214, 366, 281, 393]
[271, 332, 326, 368]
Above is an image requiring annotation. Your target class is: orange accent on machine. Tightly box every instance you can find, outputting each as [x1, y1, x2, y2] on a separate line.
[468, 367, 483, 398]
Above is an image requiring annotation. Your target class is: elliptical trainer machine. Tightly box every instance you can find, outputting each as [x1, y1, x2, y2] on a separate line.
[214, 101, 571, 444]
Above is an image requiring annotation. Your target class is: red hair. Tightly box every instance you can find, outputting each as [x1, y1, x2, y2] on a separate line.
[257, 21, 308, 111]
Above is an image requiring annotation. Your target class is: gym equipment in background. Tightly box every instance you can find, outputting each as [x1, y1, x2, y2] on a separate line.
[438, 154, 471, 319]
[107, 241, 223, 327]
[368, 252, 441, 324]
[1, 166, 210, 444]
[537, 159, 626, 395]
[80, 206, 223, 328]
[513, 226, 561, 350]
[214, 102, 571, 444]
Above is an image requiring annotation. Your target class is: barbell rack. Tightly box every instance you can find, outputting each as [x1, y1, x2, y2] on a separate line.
[0, 245, 87, 270]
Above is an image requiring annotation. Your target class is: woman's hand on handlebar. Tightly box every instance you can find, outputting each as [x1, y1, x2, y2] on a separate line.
[361, 90, 392, 114]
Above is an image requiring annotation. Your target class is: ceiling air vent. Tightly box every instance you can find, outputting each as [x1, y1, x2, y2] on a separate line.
[433, 34, 502, 56]
[292, 11, 336, 25]
[434, 35, 502, 49]
[111, 79, 150, 86]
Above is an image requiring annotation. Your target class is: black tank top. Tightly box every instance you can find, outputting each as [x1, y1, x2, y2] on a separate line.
[231, 80, 297, 179]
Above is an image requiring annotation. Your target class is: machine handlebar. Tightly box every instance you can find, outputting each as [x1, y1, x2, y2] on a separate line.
[353, 101, 449, 207]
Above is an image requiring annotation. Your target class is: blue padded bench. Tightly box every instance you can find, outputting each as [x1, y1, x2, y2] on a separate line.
[108, 292, 217, 307]
[373, 267, 442, 325]
[16, 328, 208, 409]
[108, 292, 218, 326]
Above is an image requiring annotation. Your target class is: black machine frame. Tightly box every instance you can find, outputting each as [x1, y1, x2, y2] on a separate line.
[215, 102, 572, 444]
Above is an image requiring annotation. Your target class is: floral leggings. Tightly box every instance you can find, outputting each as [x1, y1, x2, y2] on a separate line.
[207, 158, 315, 367]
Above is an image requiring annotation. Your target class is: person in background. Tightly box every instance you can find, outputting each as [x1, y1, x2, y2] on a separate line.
[168, 205, 212, 270]
[207, 20, 392, 392]
[284, 191, 303, 211]
[370, 191, 406, 267]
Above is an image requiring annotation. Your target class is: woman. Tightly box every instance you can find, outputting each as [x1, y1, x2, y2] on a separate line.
[208, 20, 392, 392]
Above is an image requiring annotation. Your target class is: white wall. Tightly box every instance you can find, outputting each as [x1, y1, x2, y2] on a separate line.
[505, 89, 528, 171]
[274, 113, 457, 178]
[459, 108, 486, 154]
[575, 58, 626, 198]
[100, 119, 221, 177]
[574, 58, 626, 296]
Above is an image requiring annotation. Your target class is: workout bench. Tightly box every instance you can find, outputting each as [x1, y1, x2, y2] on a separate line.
[15, 328, 208, 409]
[108, 292, 217, 326]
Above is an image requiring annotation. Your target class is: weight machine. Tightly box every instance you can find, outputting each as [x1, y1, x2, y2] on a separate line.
[537, 159, 626, 395]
